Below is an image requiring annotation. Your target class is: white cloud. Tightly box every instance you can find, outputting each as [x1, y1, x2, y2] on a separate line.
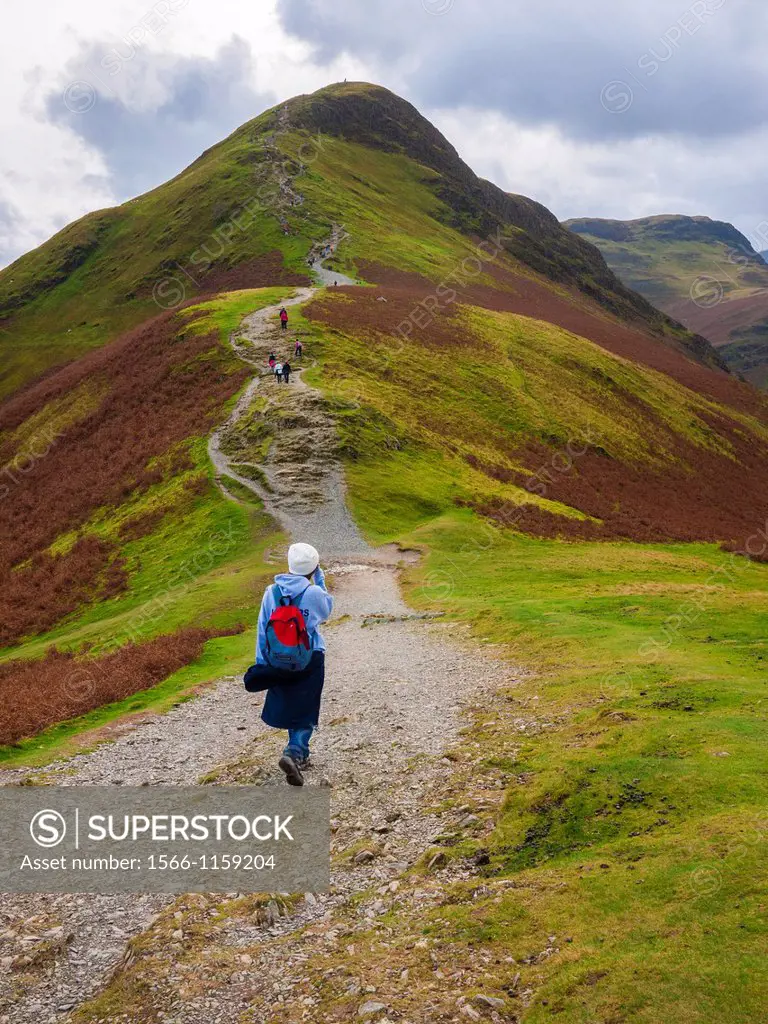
[430, 109, 768, 232]
[0, 110, 114, 267]
[0, 0, 369, 265]
[277, 0, 768, 142]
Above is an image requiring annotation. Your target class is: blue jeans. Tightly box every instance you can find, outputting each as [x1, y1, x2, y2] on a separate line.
[284, 726, 313, 761]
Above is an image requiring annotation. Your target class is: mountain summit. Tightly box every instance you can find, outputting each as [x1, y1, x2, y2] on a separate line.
[0, 82, 724, 398]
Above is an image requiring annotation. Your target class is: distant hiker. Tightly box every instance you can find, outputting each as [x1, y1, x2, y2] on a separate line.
[268, 353, 277, 370]
[279, 307, 289, 330]
[244, 543, 333, 785]
[282, 361, 292, 383]
[334, 280, 338, 287]
[294, 339, 303, 359]
[274, 361, 283, 382]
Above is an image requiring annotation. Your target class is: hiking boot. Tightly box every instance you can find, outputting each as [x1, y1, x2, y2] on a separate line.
[278, 754, 304, 787]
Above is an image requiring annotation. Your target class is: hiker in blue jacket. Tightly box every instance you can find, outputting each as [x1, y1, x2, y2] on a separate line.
[246, 543, 333, 785]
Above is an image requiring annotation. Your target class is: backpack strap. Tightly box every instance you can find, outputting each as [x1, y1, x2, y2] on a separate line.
[272, 584, 312, 608]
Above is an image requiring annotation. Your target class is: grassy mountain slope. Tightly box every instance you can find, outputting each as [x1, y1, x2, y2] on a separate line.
[299, 283, 768, 550]
[1, 82, 768, 1020]
[0, 84, 725, 401]
[261, 288, 768, 1022]
[1, 80, 766, 747]
[566, 214, 768, 387]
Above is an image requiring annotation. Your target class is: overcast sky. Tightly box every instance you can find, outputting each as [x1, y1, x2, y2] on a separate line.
[2, 0, 767, 268]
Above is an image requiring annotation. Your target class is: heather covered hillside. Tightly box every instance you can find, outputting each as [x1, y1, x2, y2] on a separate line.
[0, 288, 285, 753]
[301, 280, 768, 550]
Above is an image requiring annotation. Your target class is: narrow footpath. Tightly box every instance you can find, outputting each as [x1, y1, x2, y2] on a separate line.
[0, 273, 520, 1024]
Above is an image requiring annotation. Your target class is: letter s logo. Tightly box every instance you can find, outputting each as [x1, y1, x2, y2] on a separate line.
[30, 809, 67, 848]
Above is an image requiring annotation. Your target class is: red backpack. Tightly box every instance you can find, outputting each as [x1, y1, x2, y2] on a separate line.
[265, 585, 312, 672]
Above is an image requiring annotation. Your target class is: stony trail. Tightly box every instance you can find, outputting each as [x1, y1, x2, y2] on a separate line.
[209, 284, 370, 557]
[309, 224, 358, 287]
[264, 101, 356, 288]
[0, 285, 520, 1024]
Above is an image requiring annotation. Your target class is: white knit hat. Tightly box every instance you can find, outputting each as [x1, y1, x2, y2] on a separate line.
[288, 542, 319, 576]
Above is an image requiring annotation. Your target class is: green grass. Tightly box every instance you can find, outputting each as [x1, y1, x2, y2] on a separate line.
[295, 288, 768, 1019]
[298, 292, 768, 547]
[183, 286, 293, 339]
[395, 512, 768, 1022]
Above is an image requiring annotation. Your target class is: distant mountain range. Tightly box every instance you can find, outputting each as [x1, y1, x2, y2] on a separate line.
[566, 214, 768, 388]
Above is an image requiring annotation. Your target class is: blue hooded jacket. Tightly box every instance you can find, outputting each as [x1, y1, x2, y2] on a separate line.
[253, 567, 334, 730]
[255, 567, 333, 665]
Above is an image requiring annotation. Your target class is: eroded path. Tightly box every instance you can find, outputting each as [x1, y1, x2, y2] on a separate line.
[0, 285, 520, 1024]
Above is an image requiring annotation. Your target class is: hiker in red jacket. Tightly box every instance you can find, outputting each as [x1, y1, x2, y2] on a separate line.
[279, 307, 289, 330]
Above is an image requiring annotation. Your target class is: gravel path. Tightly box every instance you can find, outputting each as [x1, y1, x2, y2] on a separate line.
[264, 102, 356, 288]
[209, 285, 372, 556]
[230, 291, 372, 556]
[0, 257, 519, 1021]
[73, 564, 516, 1024]
[0, 557, 515, 1023]
[310, 224, 358, 287]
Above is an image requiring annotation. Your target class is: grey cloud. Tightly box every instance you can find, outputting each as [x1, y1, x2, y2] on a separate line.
[278, 0, 407, 63]
[277, 0, 768, 142]
[45, 37, 274, 199]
